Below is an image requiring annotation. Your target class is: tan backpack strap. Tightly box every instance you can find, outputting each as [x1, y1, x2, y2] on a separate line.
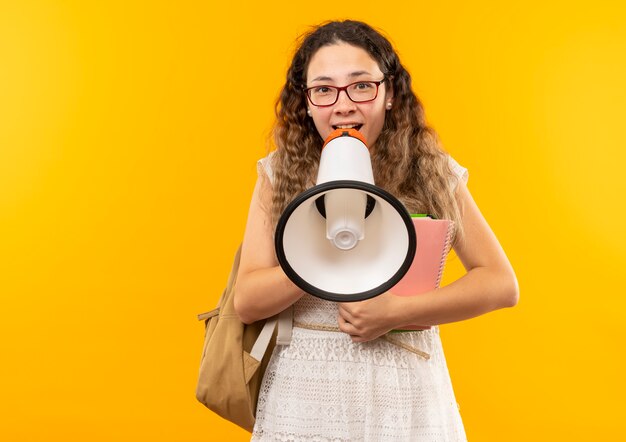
[226, 245, 243, 290]
[197, 307, 219, 321]
[197, 244, 242, 320]
[276, 307, 293, 345]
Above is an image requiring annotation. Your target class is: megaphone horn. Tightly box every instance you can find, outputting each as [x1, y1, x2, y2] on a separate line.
[275, 128, 416, 302]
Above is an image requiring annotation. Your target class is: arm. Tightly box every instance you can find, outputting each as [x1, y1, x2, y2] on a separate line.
[338, 180, 519, 341]
[233, 170, 305, 324]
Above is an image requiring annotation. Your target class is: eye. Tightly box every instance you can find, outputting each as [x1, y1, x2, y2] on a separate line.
[312, 86, 333, 94]
[354, 82, 374, 90]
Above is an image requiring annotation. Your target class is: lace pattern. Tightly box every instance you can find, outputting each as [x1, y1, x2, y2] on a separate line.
[252, 284, 467, 441]
[252, 326, 466, 441]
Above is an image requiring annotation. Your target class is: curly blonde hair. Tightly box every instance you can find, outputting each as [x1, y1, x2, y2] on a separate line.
[268, 20, 463, 243]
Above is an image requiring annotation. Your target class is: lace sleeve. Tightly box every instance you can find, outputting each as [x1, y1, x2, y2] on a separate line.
[257, 152, 276, 185]
[448, 156, 468, 190]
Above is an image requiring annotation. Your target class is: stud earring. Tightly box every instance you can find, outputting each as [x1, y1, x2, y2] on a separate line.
[386, 101, 393, 110]
[307, 109, 312, 117]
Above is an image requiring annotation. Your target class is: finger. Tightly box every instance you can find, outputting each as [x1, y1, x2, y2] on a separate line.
[338, 315, 360, 337]
[337, 304, 355, 323]
[337, 302, 349, 314]
[337, 314, 351, 332]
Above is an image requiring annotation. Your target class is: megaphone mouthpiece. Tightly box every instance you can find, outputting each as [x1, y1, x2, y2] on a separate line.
[322, 128, 368, 148]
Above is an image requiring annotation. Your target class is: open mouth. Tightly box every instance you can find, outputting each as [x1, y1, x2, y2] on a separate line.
[332, 124, 363, 131]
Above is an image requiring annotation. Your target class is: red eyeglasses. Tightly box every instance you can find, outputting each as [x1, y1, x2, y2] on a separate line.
[304, 79, 386, 107]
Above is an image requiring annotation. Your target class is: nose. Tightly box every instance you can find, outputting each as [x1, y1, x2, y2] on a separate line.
[333, 89, 356, 113]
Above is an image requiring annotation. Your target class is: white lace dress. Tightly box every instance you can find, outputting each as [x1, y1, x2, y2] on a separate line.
[251, 155, 468, 442]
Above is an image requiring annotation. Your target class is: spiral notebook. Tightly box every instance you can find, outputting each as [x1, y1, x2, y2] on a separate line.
[389, 215, 454, 331]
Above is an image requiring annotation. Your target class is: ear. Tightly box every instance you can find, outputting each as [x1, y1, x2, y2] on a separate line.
[385, 81, 393, 110]
[385, 87, 394, 110]
[384, 80, 394, 105]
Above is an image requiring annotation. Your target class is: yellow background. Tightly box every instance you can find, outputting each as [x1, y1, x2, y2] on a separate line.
[1, 0, 625, 440]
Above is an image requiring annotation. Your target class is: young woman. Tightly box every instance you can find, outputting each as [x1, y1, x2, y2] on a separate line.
[234, 20, 519, 441]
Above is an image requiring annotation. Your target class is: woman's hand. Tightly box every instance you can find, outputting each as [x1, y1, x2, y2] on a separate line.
[338, 292, 408, 342]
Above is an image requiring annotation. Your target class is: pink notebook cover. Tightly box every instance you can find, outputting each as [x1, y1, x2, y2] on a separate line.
[389, 217, 453, 331]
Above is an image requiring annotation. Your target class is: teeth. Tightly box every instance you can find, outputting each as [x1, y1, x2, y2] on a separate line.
[335, 124, 359, 129]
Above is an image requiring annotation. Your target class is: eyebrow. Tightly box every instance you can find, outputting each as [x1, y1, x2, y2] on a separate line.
[310, 71, 372, 83]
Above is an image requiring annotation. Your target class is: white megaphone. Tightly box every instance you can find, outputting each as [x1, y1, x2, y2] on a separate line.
[274, 128, 417, 302]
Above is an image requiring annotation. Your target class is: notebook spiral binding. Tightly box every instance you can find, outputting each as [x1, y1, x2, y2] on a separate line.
[434, 221, 455, 289]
